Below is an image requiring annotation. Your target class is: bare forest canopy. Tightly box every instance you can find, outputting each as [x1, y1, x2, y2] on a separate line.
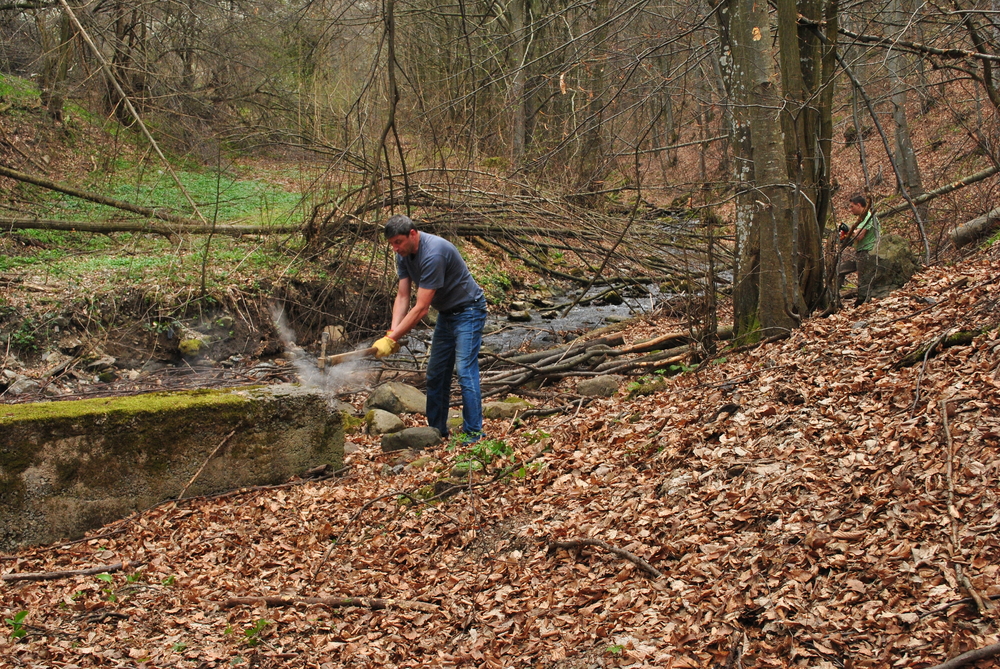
[3, 0, 1000, 338]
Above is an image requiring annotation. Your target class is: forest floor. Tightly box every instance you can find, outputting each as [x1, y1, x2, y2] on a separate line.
[2, 238, 999, 668]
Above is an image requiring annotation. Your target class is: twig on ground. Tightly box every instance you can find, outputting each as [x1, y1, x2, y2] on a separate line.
[177, 429, 237, 499]
[911, 334, 946, 415]
[2, 560, 144, 582]
[220, 595, 438, 613]
[724, 629, 745, 669]
[920, 594, 1000, 619]
[923, 641, 1000, 669]
[548, 538, 663, 579]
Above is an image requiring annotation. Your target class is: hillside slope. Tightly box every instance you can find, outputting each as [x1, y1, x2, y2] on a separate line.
[2, 244, 999, 668]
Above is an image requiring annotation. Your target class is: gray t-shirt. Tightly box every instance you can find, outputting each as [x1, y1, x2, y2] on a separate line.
[395, 232, 484, 312]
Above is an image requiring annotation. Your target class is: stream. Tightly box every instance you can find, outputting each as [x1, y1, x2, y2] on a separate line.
[395, 282, 663, 359]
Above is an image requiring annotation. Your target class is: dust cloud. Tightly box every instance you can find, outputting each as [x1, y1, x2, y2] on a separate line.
[270, 306, 373, 394]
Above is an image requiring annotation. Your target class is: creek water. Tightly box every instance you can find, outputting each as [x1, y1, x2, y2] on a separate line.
[392, 282, 662, 359]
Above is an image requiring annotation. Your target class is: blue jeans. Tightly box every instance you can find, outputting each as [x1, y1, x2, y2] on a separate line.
[425, 296, 487, 439]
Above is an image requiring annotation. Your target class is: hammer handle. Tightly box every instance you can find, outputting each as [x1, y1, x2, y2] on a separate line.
[321, 346, 378, 367]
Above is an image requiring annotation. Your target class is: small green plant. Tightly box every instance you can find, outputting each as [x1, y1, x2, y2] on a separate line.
[477, 264, 513, 302]
[607, 643, 625, 654]
[172, 642, 187, 652]
[10, 318, 38, 351]
[95, 573, 117, 602]
[161, 575, 176, 586]
[5, 611, 28, 640]
[525, 429, 551, 444]
[144, 320, 178, 335]
[126, 571, 143, 584]
[451, 437, 513, 472]
[243, 619, 269, 646]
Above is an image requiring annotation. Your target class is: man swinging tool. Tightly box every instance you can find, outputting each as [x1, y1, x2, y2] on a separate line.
[839, 193, 881, 306]
[372, 215, 488, 442]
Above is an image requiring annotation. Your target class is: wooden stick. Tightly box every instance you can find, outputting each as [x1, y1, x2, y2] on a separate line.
[320, 347, 378, 367]
[220, 595, 438, 613]
[177, 429, 237, 500]
[923, 642, 1000, 669]
[615, 331, 688, 355]
[2, 560, 141, 582]
[548, 538, 663, 579]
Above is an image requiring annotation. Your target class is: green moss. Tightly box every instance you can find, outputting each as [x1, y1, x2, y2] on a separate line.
[0, 387, 249, 426]
[342, 413, 364, 434]
[178, 338, 204, 356]
[627, 378, 667, 399]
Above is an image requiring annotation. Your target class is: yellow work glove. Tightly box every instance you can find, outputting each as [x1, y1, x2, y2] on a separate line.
[372, 336, 399, 358]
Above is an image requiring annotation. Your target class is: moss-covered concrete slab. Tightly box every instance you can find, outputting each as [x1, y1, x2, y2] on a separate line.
[0, 384, 345, 551]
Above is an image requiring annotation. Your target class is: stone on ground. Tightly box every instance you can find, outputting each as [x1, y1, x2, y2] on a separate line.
[364, 382, 427, 415]
[381, 426, 442, 452]
[577, 375, 622, 397]
[483, 398, 530, 419]
[366, 408, 405, 435]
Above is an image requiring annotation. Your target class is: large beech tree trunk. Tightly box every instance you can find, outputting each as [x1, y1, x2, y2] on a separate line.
[717, 0, 836, 340]
[717, 0, 800, 339]
[776, 0, 835, 312]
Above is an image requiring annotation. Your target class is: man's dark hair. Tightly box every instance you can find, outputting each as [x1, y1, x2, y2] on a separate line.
[849, 194, 868, 208]
[384, 214, 417, 238]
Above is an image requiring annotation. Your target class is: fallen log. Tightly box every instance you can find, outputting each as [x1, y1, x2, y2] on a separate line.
[893, 330, 978, 369]
[0, 163, 198, 226]
[220, 595, 438, 613]
[949, 207, 1000, 249]
[616, 331, 688, 355]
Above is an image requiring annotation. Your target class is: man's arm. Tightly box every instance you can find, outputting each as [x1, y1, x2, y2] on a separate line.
[842, 211, 871, 246]
[389, 283, 435, 341]
[391, 278, 412, 332]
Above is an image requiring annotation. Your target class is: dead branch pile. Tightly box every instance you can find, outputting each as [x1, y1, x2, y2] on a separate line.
[481, 330, 702, 392]
[305, 174, 733, 289]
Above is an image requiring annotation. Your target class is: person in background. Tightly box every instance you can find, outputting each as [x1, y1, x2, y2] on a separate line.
[373, 215, 488, 442]
[840, 193, 880, 306]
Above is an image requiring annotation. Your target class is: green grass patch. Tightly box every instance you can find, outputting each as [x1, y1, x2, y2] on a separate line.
[0, 73, 36, 100]
[48, 169, 304, 225]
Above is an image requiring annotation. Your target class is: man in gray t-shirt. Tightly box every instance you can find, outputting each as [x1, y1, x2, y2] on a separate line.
[373, 215, 488, 441]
